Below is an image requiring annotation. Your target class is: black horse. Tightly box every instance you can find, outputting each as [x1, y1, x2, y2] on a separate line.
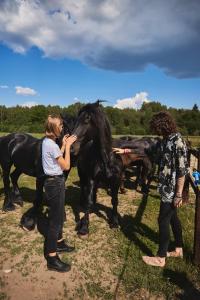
[112, 136, 161, 193]
[71, 101, 129, 237]
[0, 132, 45, 212]
[0, 114, 75, 217]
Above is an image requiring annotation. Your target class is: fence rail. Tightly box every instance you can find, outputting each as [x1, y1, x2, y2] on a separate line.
[183, 148, 200, 265]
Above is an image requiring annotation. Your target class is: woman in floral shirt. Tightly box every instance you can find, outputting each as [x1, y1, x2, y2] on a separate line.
[142, 111, 189, 267]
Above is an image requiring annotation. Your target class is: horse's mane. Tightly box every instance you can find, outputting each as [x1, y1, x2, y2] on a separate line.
[78, 101, 112, 177]
[78, 101, 112, 153]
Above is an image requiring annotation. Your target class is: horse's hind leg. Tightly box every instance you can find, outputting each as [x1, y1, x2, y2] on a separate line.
[2, 164, 15, 211]
[10, 168, 23, 206]
[20, 177, 44, 231]
[110, 180, 120, 228]
[141, 159, 152, 194]
[119, 170, 126, 194]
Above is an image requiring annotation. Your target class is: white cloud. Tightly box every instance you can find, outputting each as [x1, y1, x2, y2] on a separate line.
[0, 1, 200, 77]
[114, 92, 151, 109]
[15, 86, 37, 96]
[21, 101, 38, 108]
[0, 85, 9, 89]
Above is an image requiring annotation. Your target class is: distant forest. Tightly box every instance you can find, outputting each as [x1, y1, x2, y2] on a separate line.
[0, 102, 199, 135]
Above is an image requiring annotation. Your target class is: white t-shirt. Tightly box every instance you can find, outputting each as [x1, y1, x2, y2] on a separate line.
[42, 137, 63, 175]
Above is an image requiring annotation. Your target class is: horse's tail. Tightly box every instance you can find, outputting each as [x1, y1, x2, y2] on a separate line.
[0, 135, 7, 175]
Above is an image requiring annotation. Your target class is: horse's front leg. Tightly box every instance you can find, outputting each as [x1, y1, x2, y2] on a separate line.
[10, 168, 23, 206]
[110, 179, 120, 228]
[77, 179, 95, 237]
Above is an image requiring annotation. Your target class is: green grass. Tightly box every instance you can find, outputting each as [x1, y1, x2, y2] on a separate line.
[0, 164, 200, 299]
[1, 132, 200, 147]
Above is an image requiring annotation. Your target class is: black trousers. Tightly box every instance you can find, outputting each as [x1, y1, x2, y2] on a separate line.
[157, 201, 183, 257]
[44, 176, 65, 256]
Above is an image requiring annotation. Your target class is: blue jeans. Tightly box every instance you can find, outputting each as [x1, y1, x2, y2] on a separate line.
[44, 176, 65, 256]
[157, 201, 183, 257]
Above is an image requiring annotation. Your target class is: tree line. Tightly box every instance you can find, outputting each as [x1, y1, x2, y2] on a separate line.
[0, 102, 199, 135]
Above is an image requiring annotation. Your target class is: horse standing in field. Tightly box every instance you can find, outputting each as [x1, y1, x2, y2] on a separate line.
[0, 114, 75, 221]
[0, 132, 44, 213]
[71, 101, 144, 237]
[112, 136, 161, 193]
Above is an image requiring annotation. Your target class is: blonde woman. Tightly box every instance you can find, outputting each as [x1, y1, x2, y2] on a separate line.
[42, 115, 77, 272]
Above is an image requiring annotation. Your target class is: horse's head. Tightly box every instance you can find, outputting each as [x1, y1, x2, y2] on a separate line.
[62, 113, 76, 135]
[56, 113, 76, 147]
[71, 101, 111, 156]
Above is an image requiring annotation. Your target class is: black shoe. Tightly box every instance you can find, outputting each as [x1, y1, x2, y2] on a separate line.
[57, 240, 75, 253]
[46, 255, 71, 272]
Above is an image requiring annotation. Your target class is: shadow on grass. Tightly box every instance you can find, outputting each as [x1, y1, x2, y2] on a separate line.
[120, 193, 158, 255]
[114, 193, 159, 299]
[163, 269, 200, 299]
[0, 186, 41, 205]
[65, 185, 81, 223]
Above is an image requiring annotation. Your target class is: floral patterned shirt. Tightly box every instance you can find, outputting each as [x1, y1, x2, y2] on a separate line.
[158, 132, 189, 203]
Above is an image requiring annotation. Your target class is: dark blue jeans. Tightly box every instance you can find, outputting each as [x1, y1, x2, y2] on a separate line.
[157, 201, 183, 257]
[44, 176, 65, 256]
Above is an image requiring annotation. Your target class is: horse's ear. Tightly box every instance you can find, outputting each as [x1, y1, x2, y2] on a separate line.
[95, 100, 101, 107]
[60, 113, 64, 120]
[95, 99, 107, 107]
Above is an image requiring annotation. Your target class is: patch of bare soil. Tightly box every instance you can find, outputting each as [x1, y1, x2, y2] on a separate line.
[0, 177, 163, 300]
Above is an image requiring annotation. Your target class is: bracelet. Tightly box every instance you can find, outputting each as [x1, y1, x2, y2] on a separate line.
[175, 195, 182, 198]
[124, 149, 131, 154]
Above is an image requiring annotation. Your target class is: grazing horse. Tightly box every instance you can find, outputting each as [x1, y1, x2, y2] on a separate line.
[0, 114, 75, 216]
[71, 101, 136, 237]
[112, 137, 161, 193]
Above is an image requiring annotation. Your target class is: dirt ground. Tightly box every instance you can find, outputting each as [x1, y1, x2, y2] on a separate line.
[0, 158, 198, 300]
[0, 182, 153, 300]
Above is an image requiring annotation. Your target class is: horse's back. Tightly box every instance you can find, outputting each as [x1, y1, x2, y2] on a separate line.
[0, 132, 43, 176]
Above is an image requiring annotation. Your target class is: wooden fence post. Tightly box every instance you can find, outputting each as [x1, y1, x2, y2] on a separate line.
[194, 189, 200, 265]
[194, 150, 200, 265]
[183, 148, 191, 203]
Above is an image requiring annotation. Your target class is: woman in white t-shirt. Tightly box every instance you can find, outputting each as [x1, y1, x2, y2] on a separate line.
[42, 115, 77, 272]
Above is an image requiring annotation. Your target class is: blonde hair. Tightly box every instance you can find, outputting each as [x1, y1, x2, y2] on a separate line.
[45, 115, 63, 139]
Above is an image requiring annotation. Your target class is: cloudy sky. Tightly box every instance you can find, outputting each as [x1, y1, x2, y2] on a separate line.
[0, 0, 200, 109]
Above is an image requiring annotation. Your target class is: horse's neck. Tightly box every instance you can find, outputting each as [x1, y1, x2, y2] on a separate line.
[93, 136, 112, 157]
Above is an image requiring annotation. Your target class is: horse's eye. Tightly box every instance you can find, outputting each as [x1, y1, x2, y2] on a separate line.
[85, 115, 91, 124]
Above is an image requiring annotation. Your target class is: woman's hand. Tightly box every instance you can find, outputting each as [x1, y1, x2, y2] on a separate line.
[173, 196, 183, 208]
[112, 147, 125, 154]
[65, 135, 77, 148]
[112, 148, 131, 154]
[62, 134, 69, 147]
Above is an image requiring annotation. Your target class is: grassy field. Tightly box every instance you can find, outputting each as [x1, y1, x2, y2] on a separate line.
[1, 132, 200, 147]
[0, 166, 200, 299]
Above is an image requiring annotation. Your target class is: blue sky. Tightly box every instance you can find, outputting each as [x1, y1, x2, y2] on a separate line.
[0, 0, 200, 109]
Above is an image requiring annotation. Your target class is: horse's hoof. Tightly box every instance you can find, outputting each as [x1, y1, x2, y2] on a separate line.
[120, 189, 127, 194]
[14, 201, 23, 207]
[77, 233, 89, 240]
[13, 198, 23, 207]
[2, 203, 16, 212]
[109, 223, 119, 229]
[21, 225, 31, 232]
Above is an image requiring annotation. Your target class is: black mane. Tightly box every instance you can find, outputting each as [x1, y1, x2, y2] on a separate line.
[79, 101, 112, 154]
